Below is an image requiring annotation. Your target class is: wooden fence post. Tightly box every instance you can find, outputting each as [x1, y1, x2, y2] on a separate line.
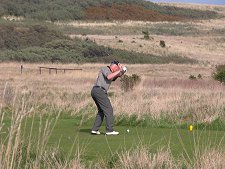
[20, 65, 23, 74]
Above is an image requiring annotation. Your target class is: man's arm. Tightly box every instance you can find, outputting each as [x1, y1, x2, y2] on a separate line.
[107, 69, 122, 80]
[105, 64, 126, 80]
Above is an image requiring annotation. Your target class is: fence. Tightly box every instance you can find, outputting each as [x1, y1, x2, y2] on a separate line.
[39, 67, 82, 74]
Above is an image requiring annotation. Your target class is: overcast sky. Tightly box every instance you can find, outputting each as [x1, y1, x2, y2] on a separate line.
[150, 0, 225, 5]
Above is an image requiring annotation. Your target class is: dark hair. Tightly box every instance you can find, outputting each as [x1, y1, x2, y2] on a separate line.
[111, 60, 120, 65]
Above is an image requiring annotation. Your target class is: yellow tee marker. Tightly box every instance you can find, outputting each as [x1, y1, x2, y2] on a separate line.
[189, 125, 193, 132]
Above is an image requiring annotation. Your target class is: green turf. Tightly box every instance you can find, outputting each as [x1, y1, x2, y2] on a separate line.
[2, 115, 225, 165]
[53, 119, 225, 161]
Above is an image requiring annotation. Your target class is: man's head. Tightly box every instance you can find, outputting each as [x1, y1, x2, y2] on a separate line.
[110, 60, 120, 73]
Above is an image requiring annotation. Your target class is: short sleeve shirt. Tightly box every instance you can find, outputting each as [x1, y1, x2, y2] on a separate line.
[95, 66, 112, 91]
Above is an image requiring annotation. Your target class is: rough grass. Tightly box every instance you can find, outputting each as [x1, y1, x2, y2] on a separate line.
[55, 20, 215, 36]
[0, 23, 197, 64]
[1, 63, 224, 124]
[1, 62, 225, 168]
[1, 106, 225, 168]
[61, 17, 225, 64]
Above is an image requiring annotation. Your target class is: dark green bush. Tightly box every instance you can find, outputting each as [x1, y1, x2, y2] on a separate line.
[197, 74, 202, 79]
[0, 6, 4, 17]
[83, 45, 113, 58]
[142, 31, 150, 40]
[213, 65, 225, 84]
[189, 75, 197, 80]
[160, 40, 166, 48]
[120, 74, 141, 92]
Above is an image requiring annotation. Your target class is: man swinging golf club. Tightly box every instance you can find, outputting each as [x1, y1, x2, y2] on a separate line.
[91, 60, 127, 135]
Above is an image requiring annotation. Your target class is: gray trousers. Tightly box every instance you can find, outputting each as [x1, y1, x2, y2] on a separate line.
[91, 86, 114, 132]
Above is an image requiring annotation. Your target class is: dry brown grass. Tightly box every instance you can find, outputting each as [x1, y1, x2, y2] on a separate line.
[1, 63, 224, 123]
[195, 149, 225, 169]
[113, 147, 178, 169]
[66, 10, 225, 65]
[0, 86, 85, 169]
[158, 2, 225, 15]
[113, 146, 225, 169]
[114, 78, 225, 122]
[71, 33, 225, 65]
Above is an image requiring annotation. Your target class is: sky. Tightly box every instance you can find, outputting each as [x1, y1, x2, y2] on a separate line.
[149, 0, 225, 5]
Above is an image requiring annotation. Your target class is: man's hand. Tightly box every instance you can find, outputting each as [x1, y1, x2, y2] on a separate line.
[122, 66, 127, 73]
[118, 66, 127, 76]
[107, 64, 127, 80]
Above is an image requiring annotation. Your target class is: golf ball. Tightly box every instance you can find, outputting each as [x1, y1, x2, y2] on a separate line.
[127, 129, 129, 133]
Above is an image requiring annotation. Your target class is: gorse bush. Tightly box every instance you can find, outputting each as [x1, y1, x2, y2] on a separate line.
[213, 65, 225, 84]
[189, 75, 197, 80]
[189, 74, 202, 80]
[120, 74, 141, 92]
[198, 74, 202, 79]
[142, 31, 150, 40]
[160, 40, 166, 48]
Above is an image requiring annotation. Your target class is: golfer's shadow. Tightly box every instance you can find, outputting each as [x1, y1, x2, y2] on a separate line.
[79, 128, 90, 133]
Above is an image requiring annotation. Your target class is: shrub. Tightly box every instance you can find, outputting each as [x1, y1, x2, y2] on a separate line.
[120, 74, 141, 92]
[198, 74, 202, 79]
[213, 65, 225, 84]
[160, 40, 166, 48]
[142, 31, 150, 40]
[189, 75, 197, 80]
[0, 6, 4, 17]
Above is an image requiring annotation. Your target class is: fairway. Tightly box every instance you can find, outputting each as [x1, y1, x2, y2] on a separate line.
[6, 116, 223, 164]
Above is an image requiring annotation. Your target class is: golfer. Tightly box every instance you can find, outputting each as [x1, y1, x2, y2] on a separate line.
[91, 60, 126, 135]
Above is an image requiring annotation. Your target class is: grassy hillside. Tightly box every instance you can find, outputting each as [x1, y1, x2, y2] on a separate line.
[0, 24, 196, 64]
[0, 0, 219, 21]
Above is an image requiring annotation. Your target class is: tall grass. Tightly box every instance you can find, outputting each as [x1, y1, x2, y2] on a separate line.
[113, 146, 177, 169]
[195, 149, 225, 168]
[109, 140, 225, 169]
[1, 63, 224, 123]
[0, 76, 224, 169]
[0, 84, 85, 169]
[1, 63, 225, 168]
[113, 78, 225, 124]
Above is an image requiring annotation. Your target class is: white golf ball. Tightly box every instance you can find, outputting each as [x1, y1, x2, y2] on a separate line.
[123, 66, 127, 72]
[127, 129, 129, 133]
